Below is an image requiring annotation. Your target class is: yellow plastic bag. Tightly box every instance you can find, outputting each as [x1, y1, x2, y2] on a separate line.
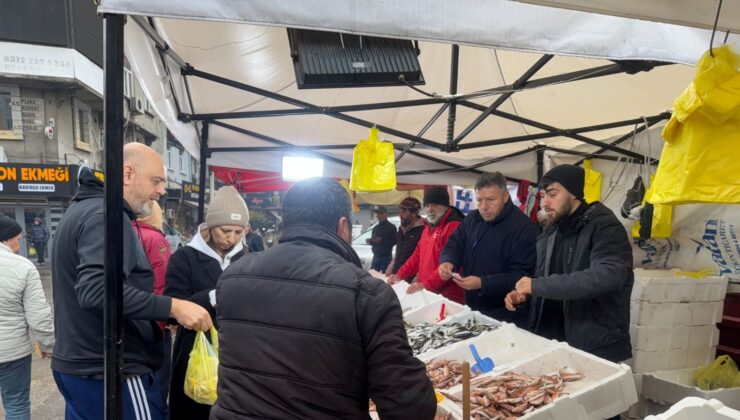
[184, 329, 219, 405]
[693, 355, 740, 391]
[651, 45, 740, 205]
[349, 127, 397, 192]
[583, 160, 602, 204]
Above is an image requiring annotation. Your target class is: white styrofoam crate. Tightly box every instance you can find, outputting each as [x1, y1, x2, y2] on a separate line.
[398, 289, 443, 314]
[632, 347, 717, 373]
[621, 396, 669, 419]
[630, 325, 719, 352]
[642, 368, 740, 411]
[413, 311, 503, 361]
[632, 269, 728, 303]
[419, 322, 558, 370]
[390, 281, 408, 299]
[645, 397, 740, 420]
[404, 299, 469, 325]
[631, 300, 724, 327]
[442, 346, 638, 420]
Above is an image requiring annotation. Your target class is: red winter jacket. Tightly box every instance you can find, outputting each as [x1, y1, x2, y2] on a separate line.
[132, 221, 171, 298]
[397, 207, 465, 304]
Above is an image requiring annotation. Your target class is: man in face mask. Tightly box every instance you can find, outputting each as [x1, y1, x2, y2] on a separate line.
[389, 187, 465, 304]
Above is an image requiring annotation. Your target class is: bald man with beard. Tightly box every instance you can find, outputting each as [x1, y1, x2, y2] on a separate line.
[52, 143, 212, 420]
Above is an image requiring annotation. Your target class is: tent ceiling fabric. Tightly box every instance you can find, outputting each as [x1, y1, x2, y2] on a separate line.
[110, 1, 734, 184]
[516, 0, 740, 33]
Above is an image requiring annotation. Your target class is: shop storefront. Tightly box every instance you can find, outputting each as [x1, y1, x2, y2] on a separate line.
[0, 163, 77, 258]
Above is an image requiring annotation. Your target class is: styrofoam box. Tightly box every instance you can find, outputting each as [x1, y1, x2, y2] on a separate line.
[404, 299, 470, 325]
[398, 290, 443, 314]
[630, 325, 719, 352]
[632, 269, 728, 303]
[621, 396, 669, 420]
[414, 311, 503, 360]
[390, 281, 408, 299]
[631, 300, 724, 327]
[642, 368, 740, 411]
[442, 346, 638, 420]
[632, 347, 717, 373]
[418, 322, 559, 370]
[645, 397, 740, 420]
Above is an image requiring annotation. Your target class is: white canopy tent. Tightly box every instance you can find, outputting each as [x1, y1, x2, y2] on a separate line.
[92, 2, 739, 416]
[102, 0, 739, 186]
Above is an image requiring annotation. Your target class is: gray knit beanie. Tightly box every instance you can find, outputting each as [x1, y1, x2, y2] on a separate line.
[205, 186, 250, 228]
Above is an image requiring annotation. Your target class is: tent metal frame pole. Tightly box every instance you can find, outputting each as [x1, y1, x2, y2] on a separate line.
[103, 13, 125, 420]
[130, 15, 188, 69]
[197, 122, 209, 224]
[546, 145, 653, 165]
[451, 54, 553, 148]
[182, 98, 446, 120]
[396, 103, 449, 163]
[210, 121, 352, 167]
[182, 67, 446, 150]
[536, 148, 545, 184]
[445, 45, 460, 150]
[207, 145, 357, 152]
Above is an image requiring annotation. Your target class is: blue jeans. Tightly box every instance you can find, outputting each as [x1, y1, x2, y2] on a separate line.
[371, 254, 392, 272]
[0, 355, 32, 420]
[53, 371, 166, 420]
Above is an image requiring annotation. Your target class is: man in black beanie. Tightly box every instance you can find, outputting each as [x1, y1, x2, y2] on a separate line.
[505, 164, 634, 365]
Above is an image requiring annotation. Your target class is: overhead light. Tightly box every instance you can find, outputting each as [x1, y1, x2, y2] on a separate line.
[282, 155, 324, 182]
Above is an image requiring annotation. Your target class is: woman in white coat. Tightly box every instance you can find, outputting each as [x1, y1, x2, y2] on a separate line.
[0, 215, 54, 420]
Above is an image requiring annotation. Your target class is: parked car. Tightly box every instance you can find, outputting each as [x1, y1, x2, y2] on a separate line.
[351, 216, 401, 270]
[163, 222, 184, 251]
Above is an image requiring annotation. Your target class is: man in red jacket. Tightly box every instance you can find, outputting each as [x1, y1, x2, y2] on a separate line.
[389, 187, 465, 304]
[132, 201, 172, 409]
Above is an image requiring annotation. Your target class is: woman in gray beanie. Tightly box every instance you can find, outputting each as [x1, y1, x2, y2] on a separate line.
[164, 186, 249, 419]
[0, 215, 54, 419]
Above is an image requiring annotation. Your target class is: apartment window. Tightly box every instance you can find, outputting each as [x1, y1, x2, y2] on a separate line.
[73, 98, 92, 152]
[180, 149, 188, 174]
[166, 145, 176, 172]
[0, 85, 23, 140]
[123, 68, 133, 99]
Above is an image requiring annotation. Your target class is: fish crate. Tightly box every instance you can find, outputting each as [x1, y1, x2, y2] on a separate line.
[399, 290, 444, 315]
[409, 318, 500, 359]
[644, 397, 740, 420]
[419, 323, 559, 373]
[390, 281, 408, 299]
[632, 347, 717, 373]
[630, 301, 724, 327]
[441, 346, 638, 420]
[632, 269, 728, 303]
[404, 299, 470, 325]
[630, 325, 720, 352]
[642, 368, 740, 411]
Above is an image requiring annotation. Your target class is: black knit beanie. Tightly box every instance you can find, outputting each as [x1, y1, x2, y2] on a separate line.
[0, 215, 22, 242]
[424, 186, 450, 207]
[543, 164, 585, 201]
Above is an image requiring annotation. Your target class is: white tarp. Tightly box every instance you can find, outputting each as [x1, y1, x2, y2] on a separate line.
[102, 1, 739, 184]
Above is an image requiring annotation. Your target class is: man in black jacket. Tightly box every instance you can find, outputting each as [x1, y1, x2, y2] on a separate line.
[387, 197, 426, 276]
[213, 177, 436, 420]
[366, 205, 397, 272]
[51, 143, 212, 420]
[439, 172, 538, 325]
[505, 164, 633, 363]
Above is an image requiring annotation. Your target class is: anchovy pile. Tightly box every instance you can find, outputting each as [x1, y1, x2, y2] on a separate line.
[441, 369, 584, 419]
[406, 319, 497, 355]
[427, 359, 479, 389]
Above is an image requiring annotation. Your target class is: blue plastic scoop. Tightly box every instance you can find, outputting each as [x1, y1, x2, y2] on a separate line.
[469, 344, 494, 374]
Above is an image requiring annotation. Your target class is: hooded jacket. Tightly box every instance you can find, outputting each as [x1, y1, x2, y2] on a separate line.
[396, 207, 465, 304]
[528, 202, 633, 363]
[164, 224, 245, 419]
[51, 169, 171, 377]
[211, 223, 436, 419]
[0, 242, 54, 364]
[440, 200, 538, 324]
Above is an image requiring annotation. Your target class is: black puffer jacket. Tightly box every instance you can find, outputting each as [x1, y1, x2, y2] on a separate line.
[211, 224, 436, 420]
[528, 202, 633, 363]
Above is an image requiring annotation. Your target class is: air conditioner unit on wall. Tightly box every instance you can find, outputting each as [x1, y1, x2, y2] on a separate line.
[129, 97, 144, 114]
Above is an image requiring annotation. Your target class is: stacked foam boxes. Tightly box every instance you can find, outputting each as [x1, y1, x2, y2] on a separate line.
[623, 269, 728, 419]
